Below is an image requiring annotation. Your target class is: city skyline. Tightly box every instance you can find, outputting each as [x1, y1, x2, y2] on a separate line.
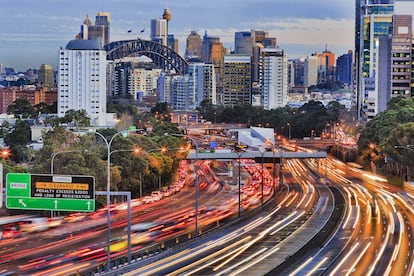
[0, 0, 413, 71]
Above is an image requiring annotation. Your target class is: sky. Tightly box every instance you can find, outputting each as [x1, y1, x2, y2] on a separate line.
[0, 0, 413, 71]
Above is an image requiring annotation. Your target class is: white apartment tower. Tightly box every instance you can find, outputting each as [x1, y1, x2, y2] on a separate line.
[58, 40, 107, 126]
[261, 48, 288, 110]
[188, 63, 216, 109]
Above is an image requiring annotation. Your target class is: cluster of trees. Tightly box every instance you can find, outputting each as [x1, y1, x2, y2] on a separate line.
[2, 120, 186, 208]
[7, 98, 56, 119]
[197, 100, 348, 139]
[357, 97, 414, 182]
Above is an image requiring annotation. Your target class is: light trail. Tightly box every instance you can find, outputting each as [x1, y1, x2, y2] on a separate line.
[305, 257, 328, 276]
[345, 242, 371, 276]
[328, 242, 360, 276]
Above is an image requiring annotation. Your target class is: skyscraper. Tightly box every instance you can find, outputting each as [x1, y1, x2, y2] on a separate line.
[234, 32, 254, 55]
[261, 48, 288, 110]
[185, 31, 202, 59]
[312, 48, 336, 84]
[188, 63, 216, 108]
[151, 18, 168, 46]
[38, 64, 55, 89]
[57, 40, 107, 126]
[78, 13, 110, 46]
[95, 12, 110, 46]
[336, 51, 353, 86]
[304, 56, 318, 88]
[222, 55, 252, 105]
[391, 14, 412, 98]
[355, 0, 394, 119]
[202, 32, 226, 104]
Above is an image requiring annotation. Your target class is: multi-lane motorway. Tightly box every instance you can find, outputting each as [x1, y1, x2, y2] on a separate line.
[1, 155, 413, 275]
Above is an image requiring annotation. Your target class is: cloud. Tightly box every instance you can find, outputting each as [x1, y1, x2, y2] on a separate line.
[0, 0, 356, 70]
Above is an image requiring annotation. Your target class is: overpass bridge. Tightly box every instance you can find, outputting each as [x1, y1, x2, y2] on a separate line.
[185, 150, 326, 161]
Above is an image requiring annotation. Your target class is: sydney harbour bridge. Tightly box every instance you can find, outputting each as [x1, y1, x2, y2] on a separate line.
[104, 39, 189, 75]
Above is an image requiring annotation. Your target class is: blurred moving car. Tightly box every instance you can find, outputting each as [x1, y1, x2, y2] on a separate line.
[1, 226, 21, 239]
[19, 217, 49, 233]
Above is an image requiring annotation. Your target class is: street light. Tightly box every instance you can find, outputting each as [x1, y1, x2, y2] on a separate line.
[234, 146, 246, 218]
[88, 129, 128, 272]
[394, 145, 414, 153]
[166, 133, 199, 236]
[287, 123, 291, 140]
[146, 147, 167, 191]
[258, 146, 266, 206]
[1, 149, 10, 159]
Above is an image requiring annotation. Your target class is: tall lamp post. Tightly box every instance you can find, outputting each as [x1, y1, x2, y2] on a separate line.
[166, 133, 199, 236]
[258, 146, 266, 206]
[278, 146, 283, 188]
[287, 123, 291, 140]
[234, 146, 246, 218]
[88, 129, 127, 272]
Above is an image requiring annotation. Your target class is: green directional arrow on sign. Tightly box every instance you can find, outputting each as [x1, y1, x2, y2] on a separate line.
[6, 197, 95, 212]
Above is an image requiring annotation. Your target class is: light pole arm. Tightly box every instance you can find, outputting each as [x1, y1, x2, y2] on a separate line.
[50, 150, 83, 175]
[167, 133, 199, 235]
[395, 145, 414, 154]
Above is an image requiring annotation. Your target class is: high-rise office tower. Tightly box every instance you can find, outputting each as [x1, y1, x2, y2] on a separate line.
[78, 13, 109, 47]
[185, 31, 202, 59]
[95, 12, 110, 46]
[202, 32, 226, 104]
[250, 30, 277, 91]
[252, 30, 277, 48]
[222, 55, 252, 105]
[57, 40, 107, 126]
[312, 48, 336, 84]
[261, 48, 288, 110]
[336, 51, 353, 86]
[289, 58, 305, 87]
[355, 0, 394, 120]
[234, 31, 254, 55]
[391, 14, 412, 98]
[78, 15, 92, 40]
[151, 18, 168, 46]
[38, 64, 55, 89]
[304, 56, 318, 88]
[167, 34, 179, 53]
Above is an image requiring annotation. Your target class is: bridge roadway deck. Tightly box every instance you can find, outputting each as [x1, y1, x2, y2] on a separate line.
[186, 150, 326, 160]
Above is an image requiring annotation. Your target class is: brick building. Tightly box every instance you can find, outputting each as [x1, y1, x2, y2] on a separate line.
[0, 86, 57, 114]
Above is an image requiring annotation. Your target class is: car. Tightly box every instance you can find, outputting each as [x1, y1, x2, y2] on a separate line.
[19, 217, 49, 233]
[142, 196, 155, 204]
[1, 227, 21, 239]
[151, 191, 163, 201]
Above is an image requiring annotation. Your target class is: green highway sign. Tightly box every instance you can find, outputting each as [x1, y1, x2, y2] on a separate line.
[198, 149, 215, 153]
[6, 173, 95, 212]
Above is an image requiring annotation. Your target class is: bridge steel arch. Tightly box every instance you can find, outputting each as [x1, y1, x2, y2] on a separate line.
[104, 39, 189, 75]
